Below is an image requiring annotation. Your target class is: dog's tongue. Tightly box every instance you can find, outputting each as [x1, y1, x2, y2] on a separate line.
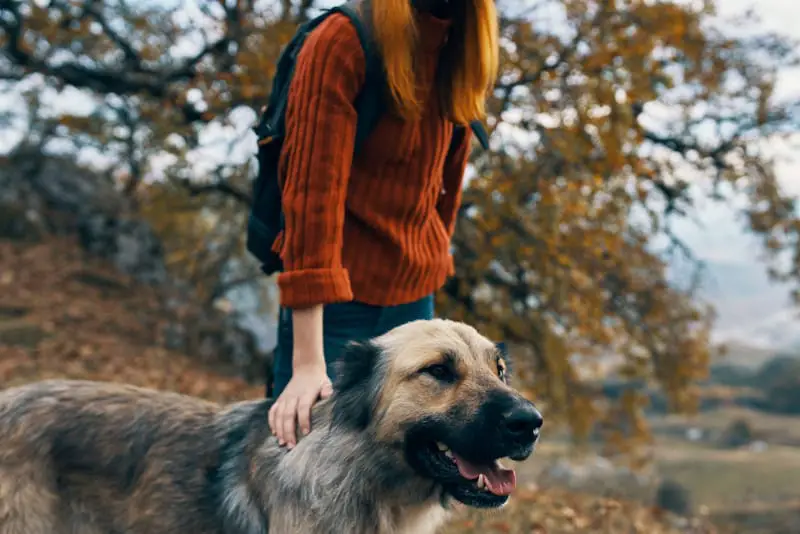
[451, 453, 517, 496]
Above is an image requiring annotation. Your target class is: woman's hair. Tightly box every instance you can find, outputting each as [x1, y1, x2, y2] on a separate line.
[370, 0, 499, 124]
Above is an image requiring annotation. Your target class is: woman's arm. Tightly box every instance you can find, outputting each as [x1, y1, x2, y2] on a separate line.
[275, 13, 367, 309]
[268, 14, 366, 449]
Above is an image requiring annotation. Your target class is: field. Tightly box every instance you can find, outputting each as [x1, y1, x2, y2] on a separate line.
[516, 408, 800, 533]
[648, 409, 800, 533]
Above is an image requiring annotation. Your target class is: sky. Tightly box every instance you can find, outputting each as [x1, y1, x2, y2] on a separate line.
[669, 0, 800, 350]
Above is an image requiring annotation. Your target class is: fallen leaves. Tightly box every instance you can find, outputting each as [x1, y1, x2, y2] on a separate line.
[441, 486, 724, 534]
[0, 237, 262, 404]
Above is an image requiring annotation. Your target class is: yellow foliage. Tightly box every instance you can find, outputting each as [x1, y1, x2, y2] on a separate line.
[7, 0, 798, 451]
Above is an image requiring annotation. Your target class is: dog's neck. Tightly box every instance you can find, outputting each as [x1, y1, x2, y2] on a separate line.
[251, 400, 451, 534]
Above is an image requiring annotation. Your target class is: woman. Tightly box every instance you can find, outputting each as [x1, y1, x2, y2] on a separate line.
[268, 0, 499, 449]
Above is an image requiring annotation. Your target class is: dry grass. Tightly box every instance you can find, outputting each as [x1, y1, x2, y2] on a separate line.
[646, 406, 800, 508]
[654, 440, 800, 508]
[651, 407, 800, 447]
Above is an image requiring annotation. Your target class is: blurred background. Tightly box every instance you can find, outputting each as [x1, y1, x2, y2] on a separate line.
[1, 0, 799, 532]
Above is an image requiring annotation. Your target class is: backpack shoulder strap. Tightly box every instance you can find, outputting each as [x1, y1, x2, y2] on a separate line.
[252, 8, 346, 142]
[329, 0, 385, 153]
[469, 120, 490, 151]
[453, 121, 490, 152]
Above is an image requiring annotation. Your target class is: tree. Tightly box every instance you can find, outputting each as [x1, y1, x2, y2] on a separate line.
[755, 356, 800, 414]
[440, 0, 799, 444]
[2, 0, 798, 445]
[0, 0, 295, 304]
[718, 418, 753, 449]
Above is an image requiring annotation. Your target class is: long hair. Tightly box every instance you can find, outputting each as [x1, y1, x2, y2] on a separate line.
[369, 0, 499, 124]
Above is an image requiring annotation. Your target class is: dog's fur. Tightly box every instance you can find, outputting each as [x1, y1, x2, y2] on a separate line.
[0, 319, 541, 534]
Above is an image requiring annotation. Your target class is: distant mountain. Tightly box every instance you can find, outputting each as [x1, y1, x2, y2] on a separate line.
[716, 308, 800, 355]
[712, 340, 785, 370]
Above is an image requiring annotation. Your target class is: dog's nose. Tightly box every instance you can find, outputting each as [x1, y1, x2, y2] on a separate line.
[502, 399, 543, 441]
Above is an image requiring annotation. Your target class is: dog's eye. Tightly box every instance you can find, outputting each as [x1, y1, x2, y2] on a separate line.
[497, 358, 508, 382]
[421, 363, 456, 383]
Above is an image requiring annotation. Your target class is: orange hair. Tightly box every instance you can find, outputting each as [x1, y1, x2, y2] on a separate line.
[370, 0, 499, 124]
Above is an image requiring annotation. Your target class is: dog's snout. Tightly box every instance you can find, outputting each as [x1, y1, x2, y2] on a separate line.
[502, 399, 542, 440]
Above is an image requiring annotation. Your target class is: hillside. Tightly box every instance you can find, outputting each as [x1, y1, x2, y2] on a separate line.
[0, 236, 264, 402]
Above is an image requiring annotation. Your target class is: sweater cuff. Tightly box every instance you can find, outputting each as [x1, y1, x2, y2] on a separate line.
[277, 268, 353, 308]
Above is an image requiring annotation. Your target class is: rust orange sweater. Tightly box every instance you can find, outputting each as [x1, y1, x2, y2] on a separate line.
[274, 11, 472, 309]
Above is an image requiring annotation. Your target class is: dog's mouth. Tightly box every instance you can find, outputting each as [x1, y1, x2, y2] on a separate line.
[407, 440, 518, 508]
[434, 442, 516, 497]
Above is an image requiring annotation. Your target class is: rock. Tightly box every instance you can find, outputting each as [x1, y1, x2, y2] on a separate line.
[0, 320, 50, 349]
[0, 201, 47, 242]
[69, 270, 130, 293]
[77, 213, 167, 285]
[0, 305, 30, 321]
[191, 313, 266, 382]
[162, 322, 187, 351]
[2, 150, 166, 285]
[655, 479, 693, 516]
[686, 427, 703, 442]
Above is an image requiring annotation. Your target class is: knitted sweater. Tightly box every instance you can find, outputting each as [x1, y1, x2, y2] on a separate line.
[274, 11, 472, 309]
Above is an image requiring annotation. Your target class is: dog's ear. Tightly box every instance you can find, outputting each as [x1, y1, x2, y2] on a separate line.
[331, 340, 382, 431]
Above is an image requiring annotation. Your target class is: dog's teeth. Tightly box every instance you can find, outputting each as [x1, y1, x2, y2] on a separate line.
[436, 442, 449, 452]
[444, 450, 454, 460]
[476, 474, 486, 490]
[496, 459, 506, 469]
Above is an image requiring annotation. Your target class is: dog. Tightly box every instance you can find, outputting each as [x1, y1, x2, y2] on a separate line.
[0, 318, 542, 534]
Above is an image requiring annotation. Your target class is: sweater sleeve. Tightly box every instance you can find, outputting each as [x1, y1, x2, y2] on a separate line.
[436, 125, 472, 237]
[276, 14, 366, 309]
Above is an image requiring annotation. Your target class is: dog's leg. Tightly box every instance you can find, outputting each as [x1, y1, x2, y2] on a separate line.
[0, 464, 57, 534]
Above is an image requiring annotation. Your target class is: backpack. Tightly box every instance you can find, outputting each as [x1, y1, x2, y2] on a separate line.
[246, 0, 490, 276]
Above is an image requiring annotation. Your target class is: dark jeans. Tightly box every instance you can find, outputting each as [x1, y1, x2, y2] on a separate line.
[270, 294, 435, 398]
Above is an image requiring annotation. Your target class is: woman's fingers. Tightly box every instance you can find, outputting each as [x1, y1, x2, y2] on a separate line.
[268, 401, 278, 436]
[280, 394, 300, 448]
[269, 376, 331, 448]
[320, 379, 333, 399]
[296, 392, 315, 437]
[272, 399, 289, 445]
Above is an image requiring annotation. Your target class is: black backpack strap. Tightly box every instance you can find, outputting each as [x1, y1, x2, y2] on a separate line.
[329, 0, 386, 154]
[469, 120, 490, 151]
[252, 8, 348, 143]
[453, 121, 490, 152]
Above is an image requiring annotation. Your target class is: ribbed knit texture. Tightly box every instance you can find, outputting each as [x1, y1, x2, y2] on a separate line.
[274, 11, 472, 309]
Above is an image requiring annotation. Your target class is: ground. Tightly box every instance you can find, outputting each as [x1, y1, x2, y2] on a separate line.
[510, 407, 800, 533]
[649, 410, 800, 533]
[0, 236, 772, 533]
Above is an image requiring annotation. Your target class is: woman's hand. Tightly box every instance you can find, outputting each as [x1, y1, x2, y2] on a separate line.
[268, 304, 330, 449]
[268, 361, 333, 449]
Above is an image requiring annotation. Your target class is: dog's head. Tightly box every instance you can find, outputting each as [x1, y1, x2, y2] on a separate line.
[330, 319, 542, 509]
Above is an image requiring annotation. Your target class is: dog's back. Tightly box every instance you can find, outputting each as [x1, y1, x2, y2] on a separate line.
[0, 379, 259, 534]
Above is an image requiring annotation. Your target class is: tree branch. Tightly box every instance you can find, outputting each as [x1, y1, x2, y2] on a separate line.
[0, 0, 233, 98]
[180, 179, 253, 206]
